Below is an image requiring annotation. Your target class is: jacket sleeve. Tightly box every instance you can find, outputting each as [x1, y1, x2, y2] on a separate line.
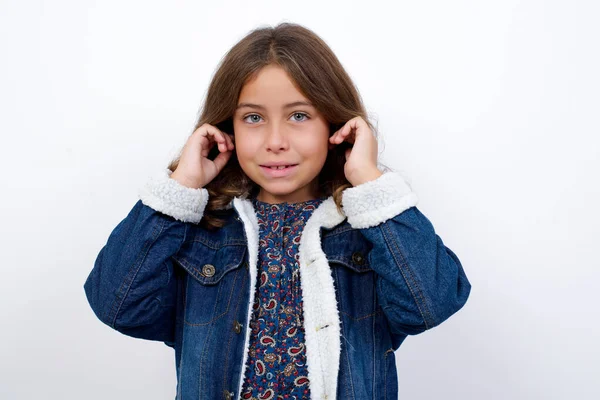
[341, 171, 471, 336]
[83, 168, 209, 342]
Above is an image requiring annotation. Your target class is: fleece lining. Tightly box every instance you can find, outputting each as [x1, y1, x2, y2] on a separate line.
[138, 168, 209, 224]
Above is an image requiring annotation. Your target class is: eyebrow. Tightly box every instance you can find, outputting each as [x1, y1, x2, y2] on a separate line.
[235, 101, 314, 110]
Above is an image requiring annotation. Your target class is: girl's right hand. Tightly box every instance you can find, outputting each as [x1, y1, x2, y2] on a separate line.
[170, 123, 235, 189]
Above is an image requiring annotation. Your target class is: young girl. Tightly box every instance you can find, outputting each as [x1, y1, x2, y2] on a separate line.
[84, 22, 471, 400]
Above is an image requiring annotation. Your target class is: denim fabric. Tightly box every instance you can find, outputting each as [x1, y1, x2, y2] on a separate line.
[83, 174, 471, 400]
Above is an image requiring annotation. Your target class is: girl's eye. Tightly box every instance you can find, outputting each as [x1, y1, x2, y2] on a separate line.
[291, 112, 309, 122]
[242, 112, 310, 124]
[243, 114, 263, 124]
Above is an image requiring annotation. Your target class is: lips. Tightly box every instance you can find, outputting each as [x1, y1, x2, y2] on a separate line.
[261, 164, 298, 169]
[259, 164, 298, 178]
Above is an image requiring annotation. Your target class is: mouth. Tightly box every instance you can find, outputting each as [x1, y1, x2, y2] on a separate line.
[260, 164, 298, 169]
[259, 164, 299, 177]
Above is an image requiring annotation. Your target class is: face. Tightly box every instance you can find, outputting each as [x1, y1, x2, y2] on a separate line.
[233, 64, 330, 204]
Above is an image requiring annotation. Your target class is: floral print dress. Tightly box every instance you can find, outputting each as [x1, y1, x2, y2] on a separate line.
[240, 196, 327, 400]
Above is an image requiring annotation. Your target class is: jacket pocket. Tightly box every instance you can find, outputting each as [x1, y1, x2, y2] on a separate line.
[173, 243, 247, 325]
[325, 230, 378, 320]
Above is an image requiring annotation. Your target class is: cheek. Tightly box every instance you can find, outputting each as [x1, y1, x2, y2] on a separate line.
[232, 137, 255, 166]
[308, 133, 330, 155]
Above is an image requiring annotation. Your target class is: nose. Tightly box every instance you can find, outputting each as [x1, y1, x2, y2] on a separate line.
[265, 122, 289, 152]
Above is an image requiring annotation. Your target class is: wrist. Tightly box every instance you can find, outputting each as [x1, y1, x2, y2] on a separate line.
[348, 168, 383, 187]
[170, 170, 203, 189]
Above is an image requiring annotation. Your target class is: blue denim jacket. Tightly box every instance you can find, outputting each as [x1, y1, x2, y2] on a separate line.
[83, 169, 471, 400]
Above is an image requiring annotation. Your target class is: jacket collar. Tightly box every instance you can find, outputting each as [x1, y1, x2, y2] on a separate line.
[232, 195, 346, 400]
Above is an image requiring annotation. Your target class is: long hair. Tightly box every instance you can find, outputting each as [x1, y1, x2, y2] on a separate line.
[167, 22, 386, 230]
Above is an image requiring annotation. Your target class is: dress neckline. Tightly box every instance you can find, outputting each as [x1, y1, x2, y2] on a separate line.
[251, 196, 327, 212]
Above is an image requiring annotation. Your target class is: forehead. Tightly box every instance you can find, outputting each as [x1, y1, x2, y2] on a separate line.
[238, 65, 309, 106]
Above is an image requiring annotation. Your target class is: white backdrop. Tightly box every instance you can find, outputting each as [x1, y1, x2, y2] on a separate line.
[1, 0, 598, 399]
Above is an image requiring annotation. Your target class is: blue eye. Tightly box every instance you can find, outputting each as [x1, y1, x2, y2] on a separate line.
[291, 112, 309, 122]
[243, 114, 263, 124]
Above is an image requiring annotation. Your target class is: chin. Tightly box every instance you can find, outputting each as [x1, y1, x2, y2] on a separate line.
[260, 184, 298, 195]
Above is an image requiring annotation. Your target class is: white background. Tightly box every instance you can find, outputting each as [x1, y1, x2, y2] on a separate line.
[1, 0, 598, 399]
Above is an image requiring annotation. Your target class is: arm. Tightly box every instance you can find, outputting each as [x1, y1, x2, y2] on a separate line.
[342, 171, 471, 336]
[83, 168, 209, 341]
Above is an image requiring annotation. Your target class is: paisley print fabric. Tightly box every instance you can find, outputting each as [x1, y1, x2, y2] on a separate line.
[240, 196, 327, 400]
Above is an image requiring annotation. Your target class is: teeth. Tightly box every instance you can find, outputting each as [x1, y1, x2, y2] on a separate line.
[268, 165, 291, 170]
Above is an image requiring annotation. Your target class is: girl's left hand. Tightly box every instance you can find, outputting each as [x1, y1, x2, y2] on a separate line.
[329, 116, 383, 186]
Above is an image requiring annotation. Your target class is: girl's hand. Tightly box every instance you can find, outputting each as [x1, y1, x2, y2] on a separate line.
[328, 116, 383, 186]
[170, 123, 235, 189]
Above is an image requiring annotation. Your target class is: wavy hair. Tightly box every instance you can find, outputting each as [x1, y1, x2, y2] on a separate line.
[167, 22, 386, 230]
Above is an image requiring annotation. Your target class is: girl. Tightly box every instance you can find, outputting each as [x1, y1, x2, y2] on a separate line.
[84, 23, 471, 400]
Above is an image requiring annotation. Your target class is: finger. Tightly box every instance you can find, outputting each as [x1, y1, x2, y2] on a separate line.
[211, 128, 228, 153]
[336, 121, 353, 144]
[225, 132, 235, 151]
[214, 127, 234, 151]
[345, 118, 362, 143]
[197, 129, 220, 157]
[329, 131, 338, 144]
[212, 148, 232, 171]
[330, 117, 361, 144]
[330, 124, 347, 144]
[205, 126, 230, 153]
[219, 130, 234, 152]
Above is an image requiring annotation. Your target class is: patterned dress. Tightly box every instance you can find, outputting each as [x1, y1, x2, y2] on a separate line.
[240, 196, 327, 400]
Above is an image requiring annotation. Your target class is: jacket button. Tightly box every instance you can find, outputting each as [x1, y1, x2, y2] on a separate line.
[352, 251, 365, 265]
[202, 264, 216, 277]
[233, 320, 242, 334]
[223, 390, 233, 399]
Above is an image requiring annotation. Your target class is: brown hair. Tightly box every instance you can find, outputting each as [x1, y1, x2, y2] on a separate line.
[167, 22, 387, 230]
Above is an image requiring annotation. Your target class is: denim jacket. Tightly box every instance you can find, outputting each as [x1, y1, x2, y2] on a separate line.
[83, 169, 471, 400]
